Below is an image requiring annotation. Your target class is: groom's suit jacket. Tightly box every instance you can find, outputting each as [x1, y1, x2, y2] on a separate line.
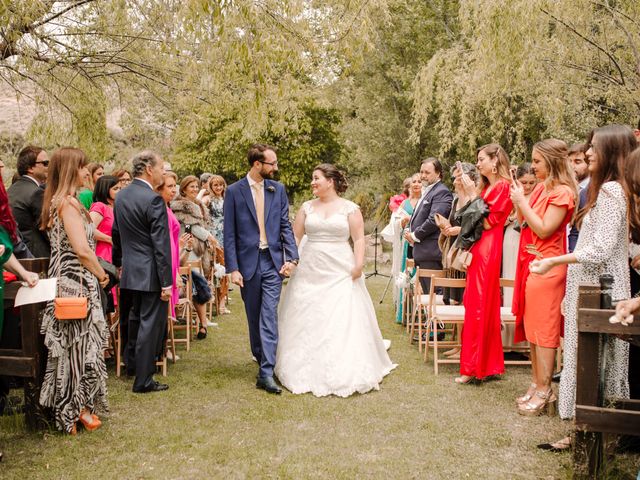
[410, 181, 453, 263]
[224, 177, 299, 281]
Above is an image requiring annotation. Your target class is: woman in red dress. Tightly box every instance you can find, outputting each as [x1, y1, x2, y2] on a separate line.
[456, 144, 513, 384]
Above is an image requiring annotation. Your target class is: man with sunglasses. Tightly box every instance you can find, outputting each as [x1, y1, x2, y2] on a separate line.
[8, 146, 50, 258]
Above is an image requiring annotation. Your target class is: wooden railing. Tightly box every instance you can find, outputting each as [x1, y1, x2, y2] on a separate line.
[574, 285, 640, 478]
[0, 258, 51, 430]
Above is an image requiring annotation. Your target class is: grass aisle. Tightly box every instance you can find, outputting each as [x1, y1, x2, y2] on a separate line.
[2, 274, 627, 479]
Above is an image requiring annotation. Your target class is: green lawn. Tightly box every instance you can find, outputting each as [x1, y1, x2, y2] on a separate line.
[1, 274, 638, 479]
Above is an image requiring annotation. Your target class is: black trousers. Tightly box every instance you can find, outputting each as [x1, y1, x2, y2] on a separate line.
[415, 259, 443, 295]
[120, 289, 168, 391]
[629, 267, 640, 400]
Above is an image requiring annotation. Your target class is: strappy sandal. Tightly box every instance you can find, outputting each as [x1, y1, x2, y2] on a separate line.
[516, 383, 537, 405]
[518, 389, 557, 416]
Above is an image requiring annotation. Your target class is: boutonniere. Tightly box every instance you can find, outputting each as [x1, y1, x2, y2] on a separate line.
[266, 185, 276, 193]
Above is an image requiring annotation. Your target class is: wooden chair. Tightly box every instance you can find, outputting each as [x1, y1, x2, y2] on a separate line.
[424, 276, 467, 373]
[408, 267, 445, 351]
[173, 265, 194, 351]
[401, 259, 415, 329]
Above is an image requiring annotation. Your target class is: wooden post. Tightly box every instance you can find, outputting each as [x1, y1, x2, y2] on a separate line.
[573, 285, 602, 479]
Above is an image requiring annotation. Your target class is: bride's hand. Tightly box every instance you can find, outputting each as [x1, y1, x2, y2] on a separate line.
[351, 267, 363, 280]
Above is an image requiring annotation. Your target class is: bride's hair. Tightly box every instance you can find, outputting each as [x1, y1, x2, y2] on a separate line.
[314, 163, 349, 194]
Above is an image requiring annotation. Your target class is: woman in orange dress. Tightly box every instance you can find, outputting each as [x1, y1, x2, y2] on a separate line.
[510, 139, 577, 415]
[456, 144, 513, 384]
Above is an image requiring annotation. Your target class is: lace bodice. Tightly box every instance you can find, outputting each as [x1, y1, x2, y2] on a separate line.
[303, 200, 359, 242]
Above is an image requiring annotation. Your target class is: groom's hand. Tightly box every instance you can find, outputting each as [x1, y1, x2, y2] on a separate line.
[279, 261, 297, 277]
[230, 270, 244, 288]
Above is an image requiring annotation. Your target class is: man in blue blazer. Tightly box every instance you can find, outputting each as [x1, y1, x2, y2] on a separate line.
[404, 158, 453, 292]
[224, 144, 299, 394]
[113, 151, 173, 393]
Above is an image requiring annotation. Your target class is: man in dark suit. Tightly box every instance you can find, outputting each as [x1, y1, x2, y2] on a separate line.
[7, 146, 50, 258]
[112, 151, 173, 393]
[404, 157, 453, 292]
[224, 144, 299, 394]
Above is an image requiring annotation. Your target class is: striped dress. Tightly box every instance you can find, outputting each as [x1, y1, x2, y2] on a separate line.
[39, 204, 109, 433]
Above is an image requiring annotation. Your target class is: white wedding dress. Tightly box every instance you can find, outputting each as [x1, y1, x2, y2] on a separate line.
[275, 200, 397, 397]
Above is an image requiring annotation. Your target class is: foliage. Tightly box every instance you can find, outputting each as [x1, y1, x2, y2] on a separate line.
[410, 0, 640, 166]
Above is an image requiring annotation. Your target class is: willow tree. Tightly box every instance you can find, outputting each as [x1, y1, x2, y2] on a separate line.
[410, 0, 640, 165]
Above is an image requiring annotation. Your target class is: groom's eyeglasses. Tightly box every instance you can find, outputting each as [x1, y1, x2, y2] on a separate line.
[259, 160, 278, 166]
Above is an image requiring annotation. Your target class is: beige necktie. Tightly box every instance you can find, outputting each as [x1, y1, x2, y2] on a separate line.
[252, 183, 268, 246]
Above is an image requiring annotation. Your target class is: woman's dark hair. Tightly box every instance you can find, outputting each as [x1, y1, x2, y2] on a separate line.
[577, 124, 637, 227]
[0, 170, 18, 241]
[516, 162, 534, 178]
[314, 163, 348, 194]
[93, 175, 119, 204]
[624, 147, 640, 243]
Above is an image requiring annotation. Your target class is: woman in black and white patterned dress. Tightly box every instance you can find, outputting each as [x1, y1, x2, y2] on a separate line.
[39, 148, 111, 435]
[530, 125, 636, 451]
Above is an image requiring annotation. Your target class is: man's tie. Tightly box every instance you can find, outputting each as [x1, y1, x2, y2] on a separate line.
[252, 182, 268, 246]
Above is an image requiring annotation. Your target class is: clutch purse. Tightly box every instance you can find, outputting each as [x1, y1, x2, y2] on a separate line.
[445, 245, 473, 272]
[54, 297, 88, 321]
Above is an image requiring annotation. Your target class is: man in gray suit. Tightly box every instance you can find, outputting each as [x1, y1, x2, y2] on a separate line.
[8, 146, 50, 258]
[113, 151, 173, 393]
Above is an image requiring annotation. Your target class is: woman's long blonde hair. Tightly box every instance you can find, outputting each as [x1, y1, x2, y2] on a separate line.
[476, 143, 511, 192]
[40, 147, 88, 230]
[533, 139, 578, 218]
[207, 174, 227, 198]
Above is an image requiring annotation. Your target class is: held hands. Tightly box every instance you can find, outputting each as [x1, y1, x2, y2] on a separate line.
[279, 261, 297, 278]
[230, 270, 244, 288]
[510, 180, 526, 206]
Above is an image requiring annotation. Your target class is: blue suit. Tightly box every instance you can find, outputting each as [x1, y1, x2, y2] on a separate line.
[224, 177, 298, 378]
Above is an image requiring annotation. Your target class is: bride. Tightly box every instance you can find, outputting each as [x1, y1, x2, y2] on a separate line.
[275, 163, 397, 397]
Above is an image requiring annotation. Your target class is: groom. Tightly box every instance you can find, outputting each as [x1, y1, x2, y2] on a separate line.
[224, 144, 299, 394]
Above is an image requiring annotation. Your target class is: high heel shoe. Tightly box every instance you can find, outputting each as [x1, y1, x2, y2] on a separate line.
[454, 375, 475, 384]
[518, 389, 557, 416]
[516, 383, 537, 405]
[197, 327, 207, 340]
[79, 410, 102, 431]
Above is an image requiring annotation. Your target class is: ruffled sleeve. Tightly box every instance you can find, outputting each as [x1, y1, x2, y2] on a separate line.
[484, 181, 513, 228]
[548, 185, 575, 211]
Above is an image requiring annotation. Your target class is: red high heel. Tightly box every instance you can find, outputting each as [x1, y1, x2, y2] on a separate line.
[79, 410, 102, 431]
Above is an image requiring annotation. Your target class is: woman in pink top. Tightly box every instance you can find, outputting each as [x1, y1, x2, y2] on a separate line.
[89, 175, 120, 262]
[156, 171, 181, 317]
[89, 175, 120, 312]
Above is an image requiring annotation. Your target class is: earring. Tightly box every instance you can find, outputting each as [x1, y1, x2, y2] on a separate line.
[492, 165, 497, 174]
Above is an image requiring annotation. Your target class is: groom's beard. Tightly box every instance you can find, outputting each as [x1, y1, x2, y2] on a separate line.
[259, 169, 277, 180]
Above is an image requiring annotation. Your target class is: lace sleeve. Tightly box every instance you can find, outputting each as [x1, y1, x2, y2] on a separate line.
[302, 200, 313, 215]
[343, 200, 361, 216]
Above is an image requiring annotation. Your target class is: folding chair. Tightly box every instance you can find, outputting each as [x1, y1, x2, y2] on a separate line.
[173, 265, 194, 351]
[500, 277, 531, 366]
[401, 259, 416, 329]
[425, 276, 467, 373]
[408, 267, 445, 351]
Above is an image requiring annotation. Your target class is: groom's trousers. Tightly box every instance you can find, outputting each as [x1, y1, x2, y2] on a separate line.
[241, 249, 283, 379]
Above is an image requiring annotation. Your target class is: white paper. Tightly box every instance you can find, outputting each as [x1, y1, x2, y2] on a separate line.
[14, 278, 57, 307]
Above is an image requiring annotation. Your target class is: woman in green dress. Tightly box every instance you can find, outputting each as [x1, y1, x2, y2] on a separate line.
[395, 173, 422, 323]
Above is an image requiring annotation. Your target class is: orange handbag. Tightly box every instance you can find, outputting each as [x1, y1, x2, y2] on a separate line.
[54, 296, 88, 321]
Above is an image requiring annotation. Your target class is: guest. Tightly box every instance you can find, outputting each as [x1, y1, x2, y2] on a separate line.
[391, 173, 421, 323]
[531, 125, 635, 451]
[456, 144, 513, 384]
[206, 175, 229, 314]
[112, 151, 173, 393]
[170, 175, 217, 337]
[389, 177, 410, 213]
[155, 171, 181, 318]
[112, 168, 132, 188]
[38, 147, 110, 434]
[403, 158, 453, 293]
[502, 163, 536, 347]
[78, 163, 104, 209]
[510, 139, 577, 415]
[89, 175, 120, 312]
[8, 146, 50, 258]
[567, 143, 590, 252]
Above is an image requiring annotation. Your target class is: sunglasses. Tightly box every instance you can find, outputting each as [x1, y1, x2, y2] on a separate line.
[36, 160, 50, 167]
